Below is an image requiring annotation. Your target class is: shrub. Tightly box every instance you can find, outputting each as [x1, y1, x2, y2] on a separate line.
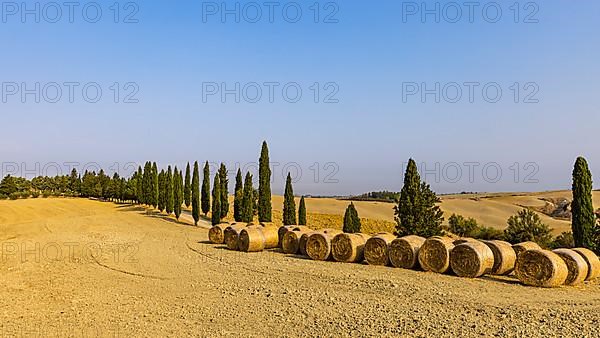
[42, 191, 52, 198]
[9, 192, 20, 200]
[448, 214, 479, 237]
[31, 191, 40, 198]
[19, 192, 30, 199]
[551, 232, 575, 249]
[473, 226, 504, 240]
[504, 208, 553, 248]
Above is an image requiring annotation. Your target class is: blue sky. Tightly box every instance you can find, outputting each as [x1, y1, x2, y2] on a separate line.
[1, 1, 599, 195]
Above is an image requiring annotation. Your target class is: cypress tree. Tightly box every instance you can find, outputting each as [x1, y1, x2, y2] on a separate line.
[258, 141, 272, 222]
[143, 162, 152, 205]
[158, 169, 166, 212]
[152, 162, 159, 208]
[233, 169, 244, 222]
[219, 163, 229, 218]
[136, 166, 143, 204]
[184, 162, 191, 207]
[211, 173, 221, 225]
[394, 159, 444, 237]
[343, 203, 361, 233]
[283, 173, 296, 225]
[174, 168, 182, 220]
[242, 172, 254, 223]
[191, 161, 200, 225]
[298, 196, 307, 225]
[572, 157, 595, 249]
[166, 166, 174, 215]
[201, 161, 211, 215]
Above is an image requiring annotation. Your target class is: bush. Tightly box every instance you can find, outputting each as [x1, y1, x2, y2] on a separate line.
[42, 191, 52, 198]
[31, 191, 40, 198]
[9, 192, 20, 200]
[0, 193, 7, 200]
[504, 208, 553, 248]
[474, 226, 505, 240]
[550, 232, 575, 249]
[19, 192, 30, 199]
[448, 214, 479, 237]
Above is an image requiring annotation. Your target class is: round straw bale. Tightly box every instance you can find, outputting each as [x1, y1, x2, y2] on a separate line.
[512, 241, 541, 258]
[259, 224, 280, 249]
[223, 224, 247, 250]
[515, 249, 568, 288]
[238, 227, 266, 252]
[572, 247, 600, 281]
[282, 228, 312, 254]
[306, 230, 342, 261]
[453, 238, 479, 246]
[389, 235, 426, 269]
[298, 232, 314, 256]
[482, 240, 516, 275]
[418, 236, 455, 273]
[450, 241, 495, 278]
[364, 233, 396, 266]
[208, 223, 231, 244]
[553, 249, 589, 286]
[331, 233, 370, 263]
[278, 226, 310, 248]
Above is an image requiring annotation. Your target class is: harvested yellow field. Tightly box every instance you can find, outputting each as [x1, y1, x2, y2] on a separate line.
[1, 198, 600, 337]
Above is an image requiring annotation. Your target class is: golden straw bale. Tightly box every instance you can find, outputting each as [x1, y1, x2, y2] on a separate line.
[282, 228, 312, 254]
[238, 227, 266, 252]
[278, 225, 310, 248]
[553, 249, 589, 286]
[515, 249, 568, 288]
[389, 235, 426, 269]
[512, 242, 541, 258]
[482, 240, 516, 275]
[208, 223, 231, 244]
[306, 229, 343, 261]
[259, 224, 280, 249]
[572, 247, 600, 281]
[418, 236, 455, 273]
[331, 233, 370, 263]
[450, 241, 495, 278]
[364, 233, 396, 266]
[223, 224, 247, 250]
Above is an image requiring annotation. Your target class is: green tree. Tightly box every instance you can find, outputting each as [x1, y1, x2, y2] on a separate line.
[142, 162, 152, 205]
[211, 173, 221, 225]
[201, 161, 211, 215]
[233, 169, 244, 222]
[166, 166, 174, 215]
[394, 159, 444, 237]
[448, 214, 479, 237]
[152, 162, 159, 208]
[343, 202, 361, 233]
[504, 208, 553, 247]
[184, 162, 191, 207]
[192, 161, 201, 225]
[242, 172, 254, 223]
[174, 167, 183, 220]
[572, 157, 595, 249]
[283, 173, 296, 225]
[158, 170, 166, 212]
[219, 163, 229, 218]
[298, 196, 307, 225]
[258, 141, 272, 222]
[136, 166, 143, 204]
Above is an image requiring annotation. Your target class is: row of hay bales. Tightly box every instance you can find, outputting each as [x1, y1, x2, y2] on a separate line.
[208, 223, 600, 288]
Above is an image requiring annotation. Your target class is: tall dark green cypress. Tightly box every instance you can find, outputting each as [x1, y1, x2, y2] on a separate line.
[572, 157, 595, 248]
[158, 169, 166, 212]
[283, 173, 296, 225]
[219, 163, 229, 218]
[166, 166, 174, 215]
[184, 162, 191, 208]
[298, 196, 307, 226]
[211, 173, 221, 225]
[152, 162, 159, 208]
[343, 203, 361, 233]
[233, 168, 244, 222]
[174, 168, 182, 220]
[242, 172, 254, 223]
[394, 159, 444, 237]
[136, 166, 143, 204]
[258, 141, 272, 222]
[201, 161, 211, 215]
[142, 162, 152, 205]
[192, 161, 201, 225]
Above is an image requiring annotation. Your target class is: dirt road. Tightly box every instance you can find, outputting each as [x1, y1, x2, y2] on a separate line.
[1, 198, 599, 337]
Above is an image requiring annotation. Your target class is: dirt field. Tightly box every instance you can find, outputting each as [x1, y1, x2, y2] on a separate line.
[1, 198, 600, 337]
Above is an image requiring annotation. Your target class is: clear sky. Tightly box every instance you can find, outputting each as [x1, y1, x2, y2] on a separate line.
[1, 1, 599, 195]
